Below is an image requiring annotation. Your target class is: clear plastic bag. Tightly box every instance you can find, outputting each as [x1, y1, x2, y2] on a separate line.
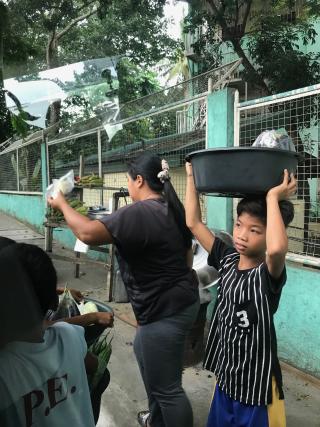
[49, 287, 80, 320]
[252, 129, 296, 152]
[46, 170, 74, 199]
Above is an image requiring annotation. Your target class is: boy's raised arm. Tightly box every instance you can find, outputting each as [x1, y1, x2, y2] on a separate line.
[266, 169, 297, 279]
[185, 162, 215, 253]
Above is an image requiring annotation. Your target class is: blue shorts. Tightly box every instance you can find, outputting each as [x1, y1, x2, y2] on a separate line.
[206, 379, 286, 427]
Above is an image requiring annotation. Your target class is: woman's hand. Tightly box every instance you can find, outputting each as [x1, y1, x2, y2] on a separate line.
[267, 169, 297, 201]
[70, 289, 84, 303]
[47, 311, 114, 328]
[56, 287, 83, 303]
[94, 312, 114, 328]
[47, 191, 67, 211]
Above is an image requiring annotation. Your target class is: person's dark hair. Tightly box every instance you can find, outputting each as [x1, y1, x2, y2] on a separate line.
[16, 243, 58, 315]
[237, 197, 294, 227]
[0, 239, 58, 315]
[128, 152, 193, 248]
[0, 236, 15, 251]
[0, 242, 58, 315]
[0, 247, 43, 345]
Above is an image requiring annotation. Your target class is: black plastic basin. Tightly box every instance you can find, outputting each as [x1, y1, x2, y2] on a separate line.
[186, 147, 299, 197]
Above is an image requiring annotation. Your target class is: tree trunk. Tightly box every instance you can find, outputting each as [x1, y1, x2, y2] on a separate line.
[205, 0, 271, 95]
[231, 38, 271, 96]
[0, 2, 12, 143]
[46, 32, 59, 69]
[46, 32, 60, 129]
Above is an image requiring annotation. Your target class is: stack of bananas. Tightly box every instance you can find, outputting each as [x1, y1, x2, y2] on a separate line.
[69, 199, 88, 215]
[47, 199, 88, 222]
[77, 173, 104, 188]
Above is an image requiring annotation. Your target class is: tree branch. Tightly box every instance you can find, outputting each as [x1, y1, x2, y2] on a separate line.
[206, 0, 270, 94]
[241, 0, 253, 36]
[234, 0, 239, 38]
[74, 0, 97, 16]
[56, 6, 98, 41]
[46, 31, 57, 68]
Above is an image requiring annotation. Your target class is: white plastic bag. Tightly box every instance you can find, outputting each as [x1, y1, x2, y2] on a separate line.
[46, 170, 74, 199]
[47, 287, 80, 320]
[252, 129, 296, 152]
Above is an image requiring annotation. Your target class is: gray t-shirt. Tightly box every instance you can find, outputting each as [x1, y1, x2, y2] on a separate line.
[0, 323, 95, 427]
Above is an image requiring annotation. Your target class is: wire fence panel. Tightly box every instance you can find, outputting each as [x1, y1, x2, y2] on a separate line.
[237, 89, 320, 258]
[0, 138, 42, 193]
[45, 96, 208, 217]
[103, 97, 207, 215]
[48, 130, 100, 182]
[118, 60, 241, 122]
[0, 150, 18, 191]
[18, 141, 43, 192]
[3, 61, 241, 218]
[1, 60, 243, 222]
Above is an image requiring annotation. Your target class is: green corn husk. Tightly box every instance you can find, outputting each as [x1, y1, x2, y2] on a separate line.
[88, 330, 113, 390]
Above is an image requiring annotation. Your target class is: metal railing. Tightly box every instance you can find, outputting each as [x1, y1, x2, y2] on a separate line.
[234, 84, 320, 261]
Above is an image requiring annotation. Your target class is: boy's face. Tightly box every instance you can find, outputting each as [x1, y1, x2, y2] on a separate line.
[233, 213, 266, 258]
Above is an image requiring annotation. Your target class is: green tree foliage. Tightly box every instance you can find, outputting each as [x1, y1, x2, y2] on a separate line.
[1, 0, 178, 140]
[4, 0, 175, 73]
[109, 59, 163, 148]
[117, 59, 161, 104]
[185, 0, 320, 94]
[165, 47, 191, 84]
[247, 13, 320, 93]
[60, 1, 177, 67]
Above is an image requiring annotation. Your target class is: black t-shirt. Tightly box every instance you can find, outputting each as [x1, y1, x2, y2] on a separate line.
[204, 237, 286, 405]
[99, 198, 198, 325]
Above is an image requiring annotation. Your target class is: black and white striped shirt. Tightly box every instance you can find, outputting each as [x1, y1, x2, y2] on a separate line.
[204, 238, 286, 405]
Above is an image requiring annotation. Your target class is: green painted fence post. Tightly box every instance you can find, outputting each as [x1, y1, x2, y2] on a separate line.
[206, 88, 235, 234]
[205, 88, 236, 320]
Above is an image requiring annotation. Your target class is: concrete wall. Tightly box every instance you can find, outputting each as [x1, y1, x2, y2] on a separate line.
[0, 192, 77, 247]
[206, 88, 320, 378]
[276, 264, 320, 377]
[0, 193, 45, 232]
[0, 192, 107, 262]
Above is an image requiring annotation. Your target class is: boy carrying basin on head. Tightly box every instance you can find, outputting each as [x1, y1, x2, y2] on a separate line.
[185, 162, 296, 427]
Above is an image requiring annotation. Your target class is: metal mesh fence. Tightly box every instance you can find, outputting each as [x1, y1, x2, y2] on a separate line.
[6, 60, 245, 216]
[2, 60, 243, 217]
[48, 130, 99, 180]
[237, 88, 320, 258]
[118, 60, 241, 122]
[102, 96, 207, 214]
[0, 138, 42, 193]
[46, 95, 208, 217]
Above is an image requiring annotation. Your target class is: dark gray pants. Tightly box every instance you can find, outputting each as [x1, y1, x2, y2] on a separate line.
[134, 300, 200, 427]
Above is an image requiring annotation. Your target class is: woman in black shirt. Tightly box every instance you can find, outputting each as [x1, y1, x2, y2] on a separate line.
[48, 153, 200, 427]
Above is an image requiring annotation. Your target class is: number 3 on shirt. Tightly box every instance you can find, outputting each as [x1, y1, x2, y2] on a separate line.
[236, 310, 250, 328]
